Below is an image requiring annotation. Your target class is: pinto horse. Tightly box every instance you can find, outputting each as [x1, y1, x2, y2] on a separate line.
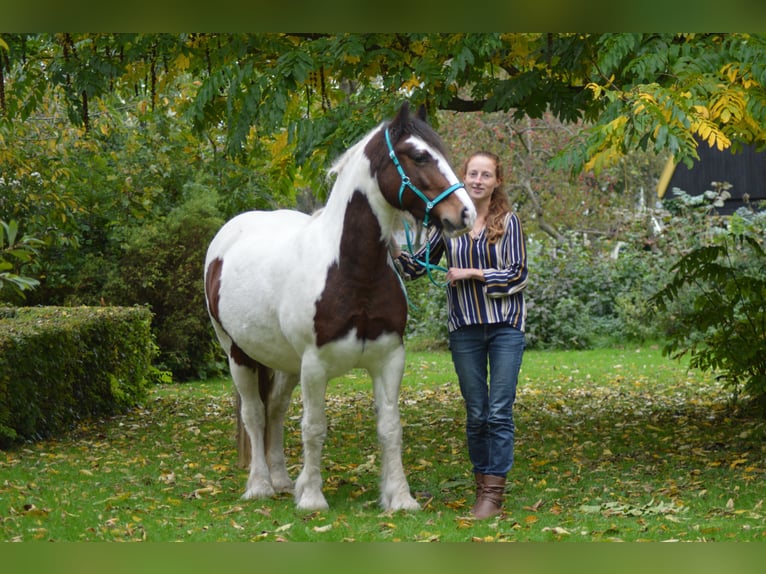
[204, 102, 476, 511]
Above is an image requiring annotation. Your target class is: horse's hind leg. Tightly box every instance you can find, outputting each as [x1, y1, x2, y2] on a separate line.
[265, 370, 298, 493]
[370, 346, 420, 511]
[230, 360, 275, 499]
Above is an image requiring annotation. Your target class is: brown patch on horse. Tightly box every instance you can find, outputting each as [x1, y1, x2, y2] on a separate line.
[314, 191, 407, 347]
[230, 342, 258, 370]
[205, 257, 224, 323]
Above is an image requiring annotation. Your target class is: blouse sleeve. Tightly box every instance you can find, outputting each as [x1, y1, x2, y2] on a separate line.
[394, 225, 446, 280]
[483, 212, 528, 298]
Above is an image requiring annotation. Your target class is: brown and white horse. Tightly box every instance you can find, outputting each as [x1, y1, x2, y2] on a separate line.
[204, 102, 475, 511]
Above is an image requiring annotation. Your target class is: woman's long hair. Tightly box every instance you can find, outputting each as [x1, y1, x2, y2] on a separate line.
[461, 151, 510, 244]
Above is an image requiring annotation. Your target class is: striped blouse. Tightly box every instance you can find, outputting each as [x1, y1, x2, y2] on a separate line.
[395, 212, 528, 333]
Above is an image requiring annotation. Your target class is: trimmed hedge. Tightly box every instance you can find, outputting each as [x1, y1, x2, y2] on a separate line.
[0, 306, 155, 447]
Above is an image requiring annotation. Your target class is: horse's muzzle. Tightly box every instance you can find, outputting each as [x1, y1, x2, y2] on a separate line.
[440, 206, 476, 238]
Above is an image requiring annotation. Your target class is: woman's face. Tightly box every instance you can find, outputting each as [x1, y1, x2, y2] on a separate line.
[463, 155, 500, 204]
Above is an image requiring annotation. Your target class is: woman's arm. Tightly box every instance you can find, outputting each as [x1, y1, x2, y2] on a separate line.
[482, 213, 528, 297]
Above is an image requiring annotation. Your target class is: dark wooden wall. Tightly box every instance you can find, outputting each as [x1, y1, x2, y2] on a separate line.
[667, 139, 766, 214]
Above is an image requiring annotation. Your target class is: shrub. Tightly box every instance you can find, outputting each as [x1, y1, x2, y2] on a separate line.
[524, 233, 668, 349]
[402, 272, 450, 349]
[651, 232, 766, 403]
[401, 231, 671, 351]
[102, 192, 226, 380]
[0, 306, 154, 447]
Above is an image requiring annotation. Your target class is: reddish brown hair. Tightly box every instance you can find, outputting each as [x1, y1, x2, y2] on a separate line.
[461, 151, 510, 244]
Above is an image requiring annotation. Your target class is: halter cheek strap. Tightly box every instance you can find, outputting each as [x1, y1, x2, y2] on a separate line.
[385, 128, 464, 286]
[385, 128, 465, 228]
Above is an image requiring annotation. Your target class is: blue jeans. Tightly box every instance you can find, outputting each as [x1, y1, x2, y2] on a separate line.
[449, 324, 525, 478]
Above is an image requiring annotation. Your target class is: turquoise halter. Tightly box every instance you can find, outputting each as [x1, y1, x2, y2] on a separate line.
[385, 127, 465, 286]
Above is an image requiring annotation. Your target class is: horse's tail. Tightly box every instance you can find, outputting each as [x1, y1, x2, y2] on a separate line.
[235, 362, 274, 468]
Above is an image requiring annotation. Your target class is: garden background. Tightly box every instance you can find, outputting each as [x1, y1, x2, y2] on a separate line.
[2, 34, 766, 552]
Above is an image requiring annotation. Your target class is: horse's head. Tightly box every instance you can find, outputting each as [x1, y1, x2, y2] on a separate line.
[366, 102, 476, 237]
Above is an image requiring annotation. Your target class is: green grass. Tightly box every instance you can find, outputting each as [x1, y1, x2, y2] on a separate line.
[2, 344, 765, 542]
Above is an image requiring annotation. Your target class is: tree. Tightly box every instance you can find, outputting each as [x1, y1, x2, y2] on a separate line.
[4, 33, 766, 184]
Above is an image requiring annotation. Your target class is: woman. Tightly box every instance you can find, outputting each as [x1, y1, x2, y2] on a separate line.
[394, 151, 527, 519]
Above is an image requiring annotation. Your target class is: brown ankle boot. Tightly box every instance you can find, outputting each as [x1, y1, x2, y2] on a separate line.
[471, 474, 505, 519]
[471, 473, 486, 515]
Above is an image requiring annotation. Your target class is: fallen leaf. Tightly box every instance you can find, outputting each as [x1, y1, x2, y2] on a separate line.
[523, 499, 545, 512]
[542, 526, 571, 535]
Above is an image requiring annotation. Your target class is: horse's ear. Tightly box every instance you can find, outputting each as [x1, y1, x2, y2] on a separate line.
[416, 104, 427, 122]
[388, 101, 411, 139]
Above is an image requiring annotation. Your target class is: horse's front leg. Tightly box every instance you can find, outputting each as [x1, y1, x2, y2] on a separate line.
[294, 362, 329, 510]
[370, 345, 420, 511]
[266, 370, 299, 493]
[230, 361, 274, 499]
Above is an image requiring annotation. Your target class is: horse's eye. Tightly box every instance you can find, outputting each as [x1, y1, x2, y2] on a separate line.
[413, 152, 431, 165]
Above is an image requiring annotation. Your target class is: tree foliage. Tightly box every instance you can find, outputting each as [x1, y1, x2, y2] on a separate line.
[3, 33, 766, 181]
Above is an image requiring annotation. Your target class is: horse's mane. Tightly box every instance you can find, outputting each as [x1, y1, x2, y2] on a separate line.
[325, 112, 449, 188]
[327, 123, 382, 182]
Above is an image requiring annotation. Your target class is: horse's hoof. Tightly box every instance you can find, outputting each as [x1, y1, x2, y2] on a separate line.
[242, 484, 276, 500]
[272, 478, 294, 494]
[383, 493, 420, 511]
[274, 481, 295, 493]
[295, 491, 329, 511]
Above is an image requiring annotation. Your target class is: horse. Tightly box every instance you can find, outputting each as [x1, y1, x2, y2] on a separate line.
[204, 101, 476, 511]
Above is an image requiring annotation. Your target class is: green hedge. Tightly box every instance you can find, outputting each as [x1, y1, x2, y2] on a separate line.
[0, 306, 155, 447]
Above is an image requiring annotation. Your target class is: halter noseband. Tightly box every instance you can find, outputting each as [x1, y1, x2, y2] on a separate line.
[385, 127, 464, 286]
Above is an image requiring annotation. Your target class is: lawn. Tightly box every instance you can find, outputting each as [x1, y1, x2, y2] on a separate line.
[2, 344, 765, 542]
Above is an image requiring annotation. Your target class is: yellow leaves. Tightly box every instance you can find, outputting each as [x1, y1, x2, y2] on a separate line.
[722, 63, 740, 84]
[444, 499, 467, 510]
[542, 526, 571, 536]
[720, 63, 759, 90]
[583, 147, 624, 174]
[729, 458, 749, 470]
[456, 516, 474, 529]
[20, 503, 50, 517]
[710, 88, 746, 125]
[401, 76, 423, 94]
[585, 77, 617, 100]
[583, 113, 628, 173]
[409, 39, 428, 56]
[632, 90, 657, 115]
[471, 534, 499, 542]
[692, 116, 731, 151]
[174, 53, 191, 72]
